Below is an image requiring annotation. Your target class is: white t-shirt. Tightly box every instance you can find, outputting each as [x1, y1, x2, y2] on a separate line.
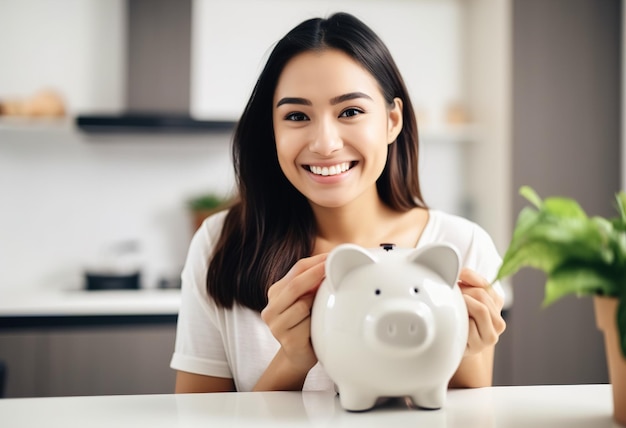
[170, 209, 504, 392]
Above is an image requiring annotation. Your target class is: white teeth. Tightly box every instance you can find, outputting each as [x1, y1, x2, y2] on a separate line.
[309, 162, 351, 176]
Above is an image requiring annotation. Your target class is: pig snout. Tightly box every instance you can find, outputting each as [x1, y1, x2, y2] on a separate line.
[376, 311, 429, 347]
[365, 302, 434, 355]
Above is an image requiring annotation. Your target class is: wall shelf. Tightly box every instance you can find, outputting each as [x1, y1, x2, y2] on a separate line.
[76, 114, 235, 134]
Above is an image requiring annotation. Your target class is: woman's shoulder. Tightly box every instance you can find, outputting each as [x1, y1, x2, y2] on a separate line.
[426, 209, 481, 233]
[421, 209, 496, 252]
[200, 209, 229, 239]
[185, 209, 230, 269]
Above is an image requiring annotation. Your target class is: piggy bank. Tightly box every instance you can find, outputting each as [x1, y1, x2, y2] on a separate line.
[311, 243, 468, 412]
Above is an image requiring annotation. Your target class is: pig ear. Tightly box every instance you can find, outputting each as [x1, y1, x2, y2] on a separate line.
[408, 243, 460, 287]
[326, 244, 377, 292]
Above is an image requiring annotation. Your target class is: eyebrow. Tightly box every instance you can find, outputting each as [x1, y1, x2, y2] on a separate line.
[276, 97, 311, 107]
[275, 92, 373, 108]
[330, 92, 373, 105]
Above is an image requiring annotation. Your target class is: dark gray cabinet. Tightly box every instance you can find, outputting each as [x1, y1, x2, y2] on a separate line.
[0, 323, 176, 398]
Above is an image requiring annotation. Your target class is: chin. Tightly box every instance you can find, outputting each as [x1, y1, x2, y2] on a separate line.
[308, 198, 352, 210]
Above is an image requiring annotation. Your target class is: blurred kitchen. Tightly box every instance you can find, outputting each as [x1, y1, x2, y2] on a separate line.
[0, 0, 620, 398]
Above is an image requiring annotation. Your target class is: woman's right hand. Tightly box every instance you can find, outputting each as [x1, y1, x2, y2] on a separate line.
[260, 253, 327, 383]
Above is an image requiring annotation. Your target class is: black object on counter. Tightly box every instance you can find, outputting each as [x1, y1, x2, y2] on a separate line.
[86, 272, 141, 291]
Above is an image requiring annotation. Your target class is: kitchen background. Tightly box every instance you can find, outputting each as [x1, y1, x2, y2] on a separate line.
[0, 0, 621, 397]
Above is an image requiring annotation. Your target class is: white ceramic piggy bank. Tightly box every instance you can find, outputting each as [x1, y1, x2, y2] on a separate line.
[311, 242, 468, 412]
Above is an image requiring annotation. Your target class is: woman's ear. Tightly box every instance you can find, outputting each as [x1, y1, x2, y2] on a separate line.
[387, 97, 403, 144]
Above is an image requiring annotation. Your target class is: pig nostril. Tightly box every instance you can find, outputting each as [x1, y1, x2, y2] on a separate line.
[387, 324, 397, 336]
[409, 323, 417, 335]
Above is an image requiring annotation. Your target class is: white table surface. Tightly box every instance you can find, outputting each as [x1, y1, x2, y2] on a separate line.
[0, 289, 180, 317]
[0, 385, 619, 428]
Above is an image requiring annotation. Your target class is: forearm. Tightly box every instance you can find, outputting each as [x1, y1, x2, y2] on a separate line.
[253, 348, 313, 391]
[174, 371, 236, 393]
[448, 346, 495, 388]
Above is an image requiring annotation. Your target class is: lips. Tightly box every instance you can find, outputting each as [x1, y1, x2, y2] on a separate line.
[307, 161, 354, 176]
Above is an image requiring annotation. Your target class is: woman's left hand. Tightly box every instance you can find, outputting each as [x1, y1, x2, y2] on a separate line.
[457, 268, 506, 356]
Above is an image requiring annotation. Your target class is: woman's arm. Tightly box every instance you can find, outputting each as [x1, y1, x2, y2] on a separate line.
[175, 370, 235, 393]
[450, 268, 506, 388]
[449, 346, 495, 388]
[252, 348, 311, 391]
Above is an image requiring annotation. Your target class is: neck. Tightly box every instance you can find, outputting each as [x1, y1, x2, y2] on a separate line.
[311, 192, 399, 251]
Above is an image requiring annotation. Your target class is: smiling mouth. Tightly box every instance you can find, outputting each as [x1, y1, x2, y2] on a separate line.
[307, 161, 356, 176]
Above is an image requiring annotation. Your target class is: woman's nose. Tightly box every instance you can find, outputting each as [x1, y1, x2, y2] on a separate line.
[308, 118, 343, 156]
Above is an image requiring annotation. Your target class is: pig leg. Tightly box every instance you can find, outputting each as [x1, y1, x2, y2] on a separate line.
[337, 386, 378, 412]
[411, 385, 446, 410]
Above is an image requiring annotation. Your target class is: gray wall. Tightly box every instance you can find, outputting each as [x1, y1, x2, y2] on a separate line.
[504, 0, 620, 385]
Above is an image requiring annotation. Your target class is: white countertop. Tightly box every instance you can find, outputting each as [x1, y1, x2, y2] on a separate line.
[0, 384, 617, 428]
[0, 289, 180, 317]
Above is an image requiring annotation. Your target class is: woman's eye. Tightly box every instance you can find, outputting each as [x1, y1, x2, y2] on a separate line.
[339, 108, 363, 118]
[285, 112, 309, 121]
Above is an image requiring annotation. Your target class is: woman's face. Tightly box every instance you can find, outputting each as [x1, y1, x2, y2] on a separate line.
[273, 48, 403, 209]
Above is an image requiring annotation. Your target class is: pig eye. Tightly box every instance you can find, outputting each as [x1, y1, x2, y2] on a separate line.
[375, 289, 381, 295]
[412, 287, 419, 294]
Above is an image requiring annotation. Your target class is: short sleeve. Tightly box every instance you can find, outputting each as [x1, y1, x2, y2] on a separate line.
[170, 211, 233, 378]
[463, 222, 506, 300]
[419, 210, 508, 305]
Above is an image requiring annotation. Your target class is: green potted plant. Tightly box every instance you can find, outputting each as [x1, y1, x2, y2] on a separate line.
[495, 186, 626, 425]
[187, 193, 231, 232]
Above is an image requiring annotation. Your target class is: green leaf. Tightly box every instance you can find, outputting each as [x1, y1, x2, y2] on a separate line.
[509, 207, 542, 243]
[187, 194, 228, 210]
[542, 196, 587, 220]
[496, 212, 614, 284]
[527, 218, 613, 265]
[611, 230, 626, 266]
[520, 185, 543, 209]
[616, 192, 626, 225]
[497, 241, 566, 281]
[543, 264, 616, 306]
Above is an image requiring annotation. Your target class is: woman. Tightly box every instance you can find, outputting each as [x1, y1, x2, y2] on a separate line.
[171, 12, 506, 394]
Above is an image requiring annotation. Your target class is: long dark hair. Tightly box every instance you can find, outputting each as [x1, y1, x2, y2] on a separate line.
[207, 12, 425, 311]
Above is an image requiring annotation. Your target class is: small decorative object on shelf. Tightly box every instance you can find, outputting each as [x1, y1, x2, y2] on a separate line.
[0, 88, 66, 118]
[187, 193, 231, 232]
[495, 186, 626, 426]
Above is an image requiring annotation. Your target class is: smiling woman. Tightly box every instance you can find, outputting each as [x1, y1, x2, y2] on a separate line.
[272, 49, 403, 210]
[171, 12, 506, 397]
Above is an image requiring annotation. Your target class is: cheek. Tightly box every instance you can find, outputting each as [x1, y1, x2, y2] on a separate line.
[350, 120, 390, 154]
[274, 131, 300, 172]
[358, 122, 392, 174]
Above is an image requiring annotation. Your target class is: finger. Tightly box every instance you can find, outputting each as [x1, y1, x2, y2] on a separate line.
[458, 267, 507, 305]
[463, 294, 500, 347]
[268, 260, 326, 312]
[458, 269, 504, 310]
[458, 267, 491, 289]
[460, 284, 503, 317]
[262, 262, 324, 331]
[466, 317, 481, 354]
[267, 294, 316, 335]
[267, 254, 326, 298]
[464, 287, 506, 335]
[282, 254, 328, 286]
